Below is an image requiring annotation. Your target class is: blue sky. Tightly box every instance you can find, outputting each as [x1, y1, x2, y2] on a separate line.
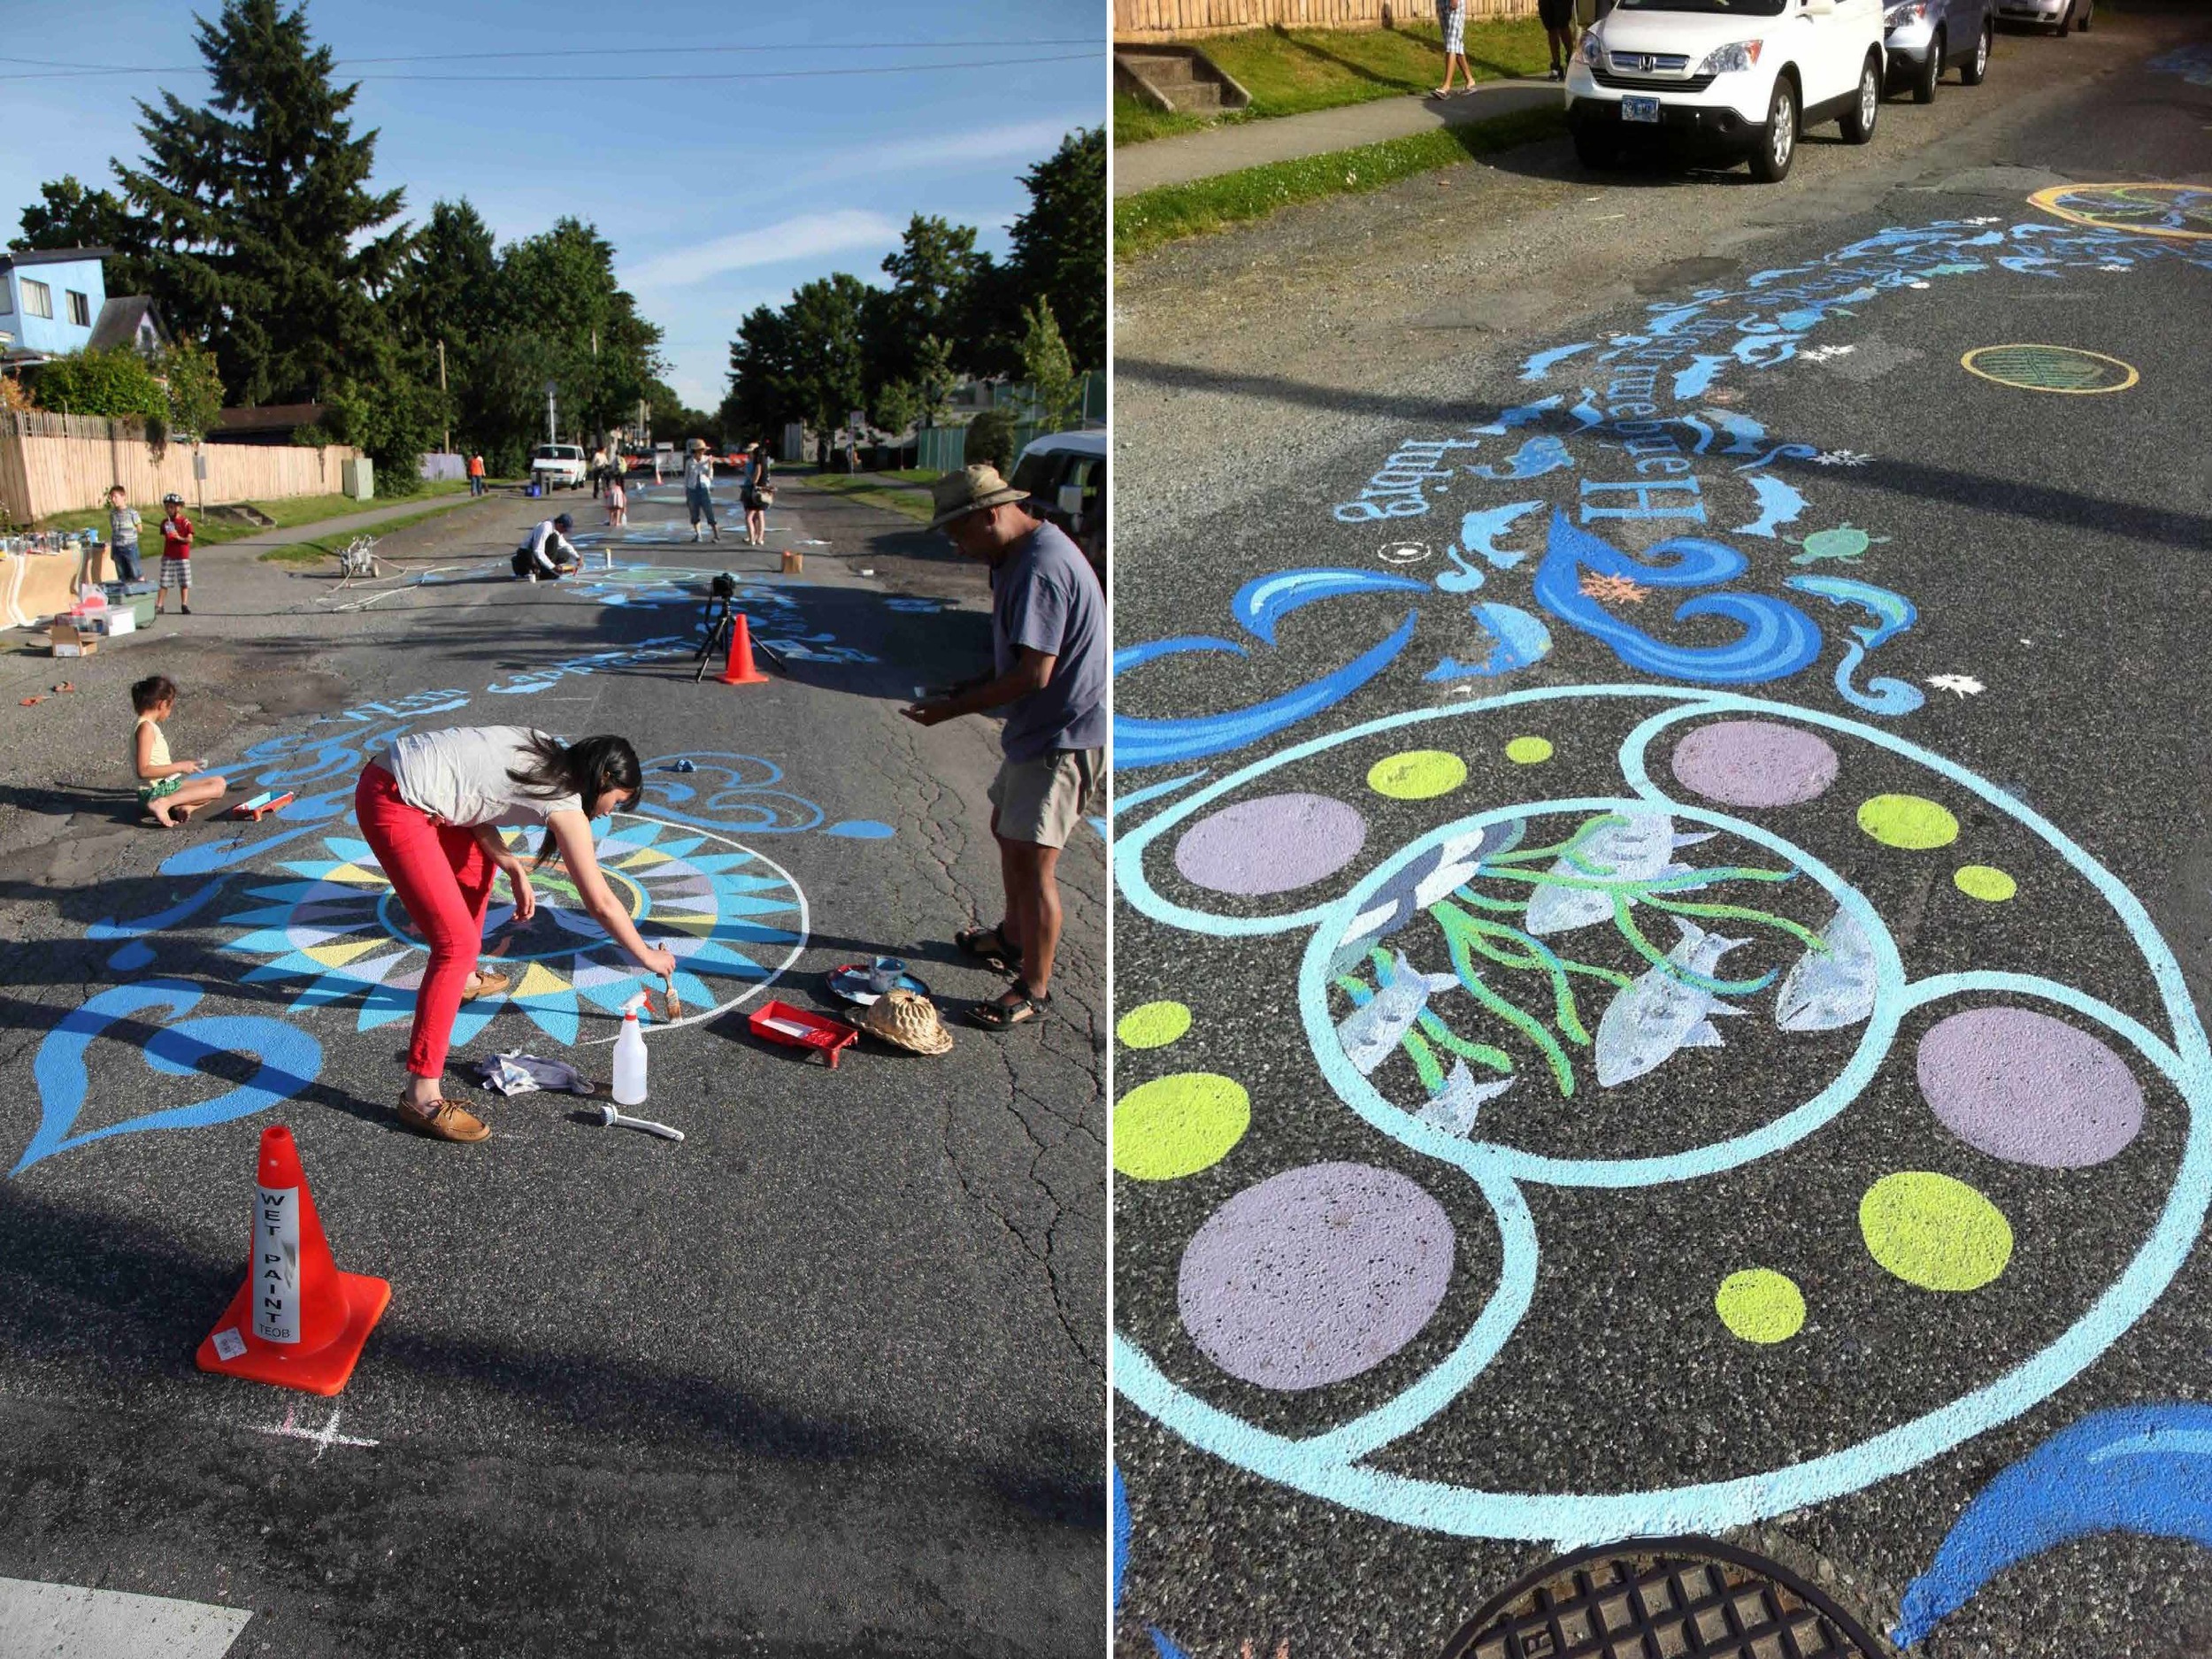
[0, 0, 1107, 408]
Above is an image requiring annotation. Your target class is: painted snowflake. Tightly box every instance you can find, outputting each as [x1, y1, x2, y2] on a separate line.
[219, 814, 806, 1047]
[1811, 449, 1873, 467]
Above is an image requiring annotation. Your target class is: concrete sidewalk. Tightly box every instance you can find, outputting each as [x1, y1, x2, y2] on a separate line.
[1112, 78, 1566, 197]
[210, 488, 502, 550]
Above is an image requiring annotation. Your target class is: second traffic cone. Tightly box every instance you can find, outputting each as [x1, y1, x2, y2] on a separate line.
[718, 611, 771, 686]
[196, 1125, 390, 1396]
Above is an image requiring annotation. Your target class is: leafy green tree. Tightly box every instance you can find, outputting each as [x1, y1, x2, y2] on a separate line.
[722, 303, 800, 443]
[152, 341, 225, 441]
[869, 215, 982, 394]
[29, 349, 168, 424]
[781, 274, 871, 454]
[913, 334, 958, 426]
[1019, 299, 1079, 432]
[16, 176, 157, 298]
[1008, 128, 1106, 373]
[872, 381, 923, 463]
[964, 408, 1018, 474]
[112, 0, 412, 409]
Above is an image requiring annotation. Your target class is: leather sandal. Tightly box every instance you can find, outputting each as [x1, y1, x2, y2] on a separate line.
[955, 924, 1023, 972]
[969, 987, 1050, 1030]
[398, 1094, 490, 1142]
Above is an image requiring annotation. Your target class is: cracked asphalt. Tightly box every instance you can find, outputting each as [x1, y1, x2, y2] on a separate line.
[0, 472, 1104, 1655]
[1112, 8, 2212, 1659]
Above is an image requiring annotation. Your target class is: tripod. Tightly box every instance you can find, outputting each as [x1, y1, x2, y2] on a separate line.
[694, 592, 783, 683]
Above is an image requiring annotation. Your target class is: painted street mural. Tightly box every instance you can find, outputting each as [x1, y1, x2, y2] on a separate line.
[1112, 185, 2212, 1649]
[11, 641, 914, 1177]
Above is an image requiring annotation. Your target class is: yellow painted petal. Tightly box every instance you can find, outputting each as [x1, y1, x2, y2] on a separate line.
[515, 961, 570, 1000]
[303, 936, 396, 968]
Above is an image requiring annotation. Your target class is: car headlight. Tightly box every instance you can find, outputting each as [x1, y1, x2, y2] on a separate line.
[1885, 0, 1929, 20]
[1578, 32, 1606, 65]
[1696, 39, 1764, 74]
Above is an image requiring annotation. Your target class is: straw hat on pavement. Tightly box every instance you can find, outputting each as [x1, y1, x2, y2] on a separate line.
[927, 465, 1027, 531]
[843, 987, 954, 1056]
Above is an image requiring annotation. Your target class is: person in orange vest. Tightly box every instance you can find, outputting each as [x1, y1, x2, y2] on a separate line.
[467, 452, 486, 496]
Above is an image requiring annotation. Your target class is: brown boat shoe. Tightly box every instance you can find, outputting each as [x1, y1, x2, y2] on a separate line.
[463, 969, 512, 999]
[397, 1094, 490, 1142]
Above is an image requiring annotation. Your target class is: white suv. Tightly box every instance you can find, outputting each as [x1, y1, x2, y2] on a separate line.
[529, 442, 588, 490]
[1567, 0, 1886, 182]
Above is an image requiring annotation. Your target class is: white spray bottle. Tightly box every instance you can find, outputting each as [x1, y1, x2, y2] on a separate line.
[612, 992, 649, 1106]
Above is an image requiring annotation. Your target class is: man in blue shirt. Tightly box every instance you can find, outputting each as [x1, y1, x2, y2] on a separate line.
[904, 465, 1106, 1029]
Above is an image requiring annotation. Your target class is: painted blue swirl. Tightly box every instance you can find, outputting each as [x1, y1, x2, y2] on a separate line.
[1786, 573, 1926, 717]
[1232, 569, 1428, 646]
[1533, 511, 1823, 686]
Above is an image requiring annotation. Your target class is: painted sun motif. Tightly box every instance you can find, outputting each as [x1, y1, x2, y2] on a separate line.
[219, 813, 807, 1047]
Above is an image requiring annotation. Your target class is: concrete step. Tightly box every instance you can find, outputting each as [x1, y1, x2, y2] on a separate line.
[1171, 81, 1224, 111]
[1120, 52, 1200, 85]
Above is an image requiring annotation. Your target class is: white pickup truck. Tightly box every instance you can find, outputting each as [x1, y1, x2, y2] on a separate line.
[529, 442, 588, 490]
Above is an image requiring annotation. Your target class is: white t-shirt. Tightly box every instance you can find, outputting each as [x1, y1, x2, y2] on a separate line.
[684, 456, 713, 489]
[384, 726, 581, 828]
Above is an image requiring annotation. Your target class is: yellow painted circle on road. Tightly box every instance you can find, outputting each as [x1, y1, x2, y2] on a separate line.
[1113, 1073, 1250, 1181]
[1715, 1269, 1807, 1344]
[2028, 181, 2212, 241]
[1962, 344, 2139, 396]
[1858, 794, 1960, 850]
[1368, 749, 1467, 800]
[1504, 736, 1555, 764]
[1118, 1001, 1193, 1049]
[1861, 1171, 2013, 1292]
[1954, 864, 2017, 902]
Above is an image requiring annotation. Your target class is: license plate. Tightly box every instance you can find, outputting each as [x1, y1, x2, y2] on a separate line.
[1623, 95, 1661, 123]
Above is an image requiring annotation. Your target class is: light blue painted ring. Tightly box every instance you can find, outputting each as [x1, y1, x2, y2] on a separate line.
[1114, 683, 2212, 1544]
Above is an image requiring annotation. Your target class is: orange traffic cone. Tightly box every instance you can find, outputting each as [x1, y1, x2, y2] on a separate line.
[196, 1125, 390, 1396]
[718, 611, 771, 686]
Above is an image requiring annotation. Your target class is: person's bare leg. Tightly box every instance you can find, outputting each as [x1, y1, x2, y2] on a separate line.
[1001, 838, 1064, 998]
[996, 831, 1032, 969]
[165, 773, 228, 825]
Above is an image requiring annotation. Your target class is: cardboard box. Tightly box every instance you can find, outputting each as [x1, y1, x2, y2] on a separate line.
[96, 609, 136, 637]
[49, 620, 96, 657]
[780, 549, 803, 574]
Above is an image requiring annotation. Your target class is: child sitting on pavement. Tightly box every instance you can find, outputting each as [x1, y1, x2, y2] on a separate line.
[131, 674, 228, 828]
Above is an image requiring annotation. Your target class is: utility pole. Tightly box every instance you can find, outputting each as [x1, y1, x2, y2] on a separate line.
[544, 380, 557, 446]
[436, 338, 449, 457]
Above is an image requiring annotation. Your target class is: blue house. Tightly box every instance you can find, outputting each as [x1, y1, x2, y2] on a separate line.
[0, 246, 112, 365]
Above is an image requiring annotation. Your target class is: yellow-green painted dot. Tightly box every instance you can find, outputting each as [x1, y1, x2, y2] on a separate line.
[1118, 1001, 1193, 1050]
[1955, 864, 2017, 902]
[1113, 1073, 1251, 1181]
[1368, 749, 1467, 800]
[1505, 736, 1555, 764]
[1860, 1171, 2013, 1291]
[1857, 794, 1961, 850]
[1714, 1269, 1806, 1344]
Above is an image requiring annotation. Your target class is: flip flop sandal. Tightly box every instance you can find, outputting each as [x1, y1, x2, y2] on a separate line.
[968, 989, 1050, 1031]
[955, 925, 1023, 971]
[19, 696, 45, 706]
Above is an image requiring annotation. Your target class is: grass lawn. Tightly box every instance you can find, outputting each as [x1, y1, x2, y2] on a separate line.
[257, 497, 480, 565]
[1117, 104, 1567, 256]
[35, 479, 472, 546]
[795, 468, 941, 525]
[1115, 19, 1554, 145]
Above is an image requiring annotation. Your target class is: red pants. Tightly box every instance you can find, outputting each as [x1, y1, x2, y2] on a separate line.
[355, 764, 495, 1080]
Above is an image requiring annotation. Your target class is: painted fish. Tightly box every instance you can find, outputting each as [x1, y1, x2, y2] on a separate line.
[1413, 1059, 1516, 1137]
[1523, 812, 1717, 936]
[1337, 949, 1459, 1076]
[1773, 906, 1878, 1032]
[1329, 822, 1523, 972]
[1593, 918, 1751, 1087]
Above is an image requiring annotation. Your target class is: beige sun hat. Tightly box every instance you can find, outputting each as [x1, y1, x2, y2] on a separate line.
[927, 464, 1027, 532]
[843, 987, 954, 1056]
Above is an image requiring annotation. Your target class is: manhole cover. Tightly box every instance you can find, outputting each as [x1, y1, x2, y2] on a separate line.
[1960, 343, 2139, 395]
[1439, 1538, 1885, 1659]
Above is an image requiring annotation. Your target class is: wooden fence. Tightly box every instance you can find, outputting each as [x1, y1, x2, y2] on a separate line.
[0, 411, 359, 523]
[1116, 0, 1536, 38]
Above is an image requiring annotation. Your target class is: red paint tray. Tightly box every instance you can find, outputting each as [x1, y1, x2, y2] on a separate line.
[749, 1000, 858, 1068]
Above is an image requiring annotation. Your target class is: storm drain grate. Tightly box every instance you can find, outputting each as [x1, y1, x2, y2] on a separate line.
[1439, 1538, 1885, 1659]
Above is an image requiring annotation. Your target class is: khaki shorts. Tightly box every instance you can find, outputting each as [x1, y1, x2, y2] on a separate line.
[988, 749, 1102, 849]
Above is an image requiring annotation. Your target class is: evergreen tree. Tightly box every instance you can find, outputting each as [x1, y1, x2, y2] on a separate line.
[111, 0, 411, 409]
[869, 215, 981, 392]
[1008, 128, 1106, 373]
[781, 275, 872, 451]
[723, 303, 800, 444]
[17, 177, 157, 298]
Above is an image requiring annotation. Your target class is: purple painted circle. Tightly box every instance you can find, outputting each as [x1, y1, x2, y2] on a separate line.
[1917, 1006, 2145, 1168]
[1177, 1161, 1455, 1391]
[1173, 793, 1367, 896]
[1670, 720, 1841, 809]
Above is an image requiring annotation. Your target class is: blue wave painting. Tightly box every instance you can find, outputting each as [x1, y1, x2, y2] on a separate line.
[1895, 1404, 2212, 1647]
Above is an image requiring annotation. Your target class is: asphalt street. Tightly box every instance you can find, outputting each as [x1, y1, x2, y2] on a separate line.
[1111, 11, 2212, 1659]
[0, 472, 1105, 1655]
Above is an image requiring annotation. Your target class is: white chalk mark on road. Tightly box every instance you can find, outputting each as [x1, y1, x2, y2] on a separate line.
[250, 1402, 379, 1461]
[0, 1577, 250, 1658]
